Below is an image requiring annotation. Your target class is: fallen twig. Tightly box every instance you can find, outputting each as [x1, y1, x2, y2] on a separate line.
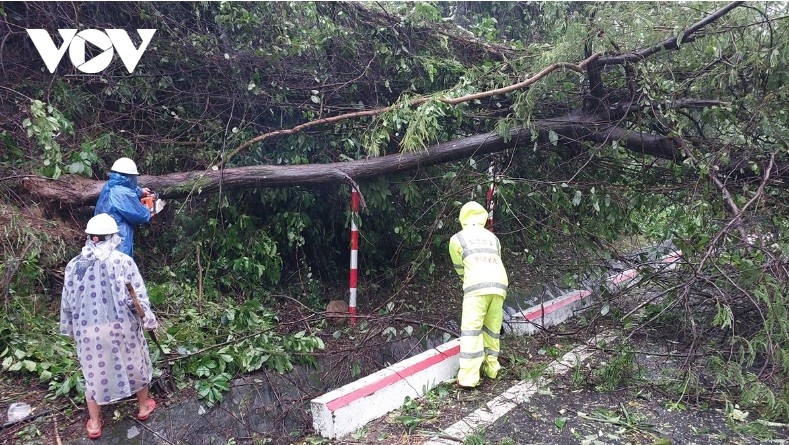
[53, 415, 62, 445]
[133, 417, 177, 444]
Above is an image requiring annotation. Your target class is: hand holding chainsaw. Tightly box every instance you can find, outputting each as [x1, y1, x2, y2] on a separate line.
[140, 190, 167, 216]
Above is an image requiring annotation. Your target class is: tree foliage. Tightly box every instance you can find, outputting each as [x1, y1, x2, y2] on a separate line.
[1, 1, 788, 417]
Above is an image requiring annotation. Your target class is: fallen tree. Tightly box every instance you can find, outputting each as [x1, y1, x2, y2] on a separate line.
[23, 1, 789, 210]
[21, 112, 787, 206]
[25, 119, 689, 205]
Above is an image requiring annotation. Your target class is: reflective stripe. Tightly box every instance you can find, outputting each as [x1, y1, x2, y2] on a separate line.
[456, 233, 470, 259]
[455, 232, 468, 250]
[460, 349, 498, 359]
[465, 247, 499, 257]
[457, 233, 500, 259]
[464, 282, 508, 293]
[459, 350, 485, 359]
[461, 329, 482, 337]
[482, 326, 500, 339]
[453, 262, 464, 271]
[484, 348, 499, 357]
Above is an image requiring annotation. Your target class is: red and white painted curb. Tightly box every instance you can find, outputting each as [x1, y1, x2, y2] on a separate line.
[311, 250, 681, 439]
[505, 250, 681, 335]
[311, 339, 461, 439]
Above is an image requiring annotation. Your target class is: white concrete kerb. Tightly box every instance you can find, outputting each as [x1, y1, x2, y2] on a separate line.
[504, 250, 681, 335]
[311, 338, 461, 439]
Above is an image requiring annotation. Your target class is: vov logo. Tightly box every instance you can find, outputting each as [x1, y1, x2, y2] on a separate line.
[27, 29, 156, 74]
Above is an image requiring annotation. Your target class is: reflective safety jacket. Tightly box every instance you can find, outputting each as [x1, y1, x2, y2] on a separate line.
[94, 172, 151, 257]
[448, 202, 508, 298]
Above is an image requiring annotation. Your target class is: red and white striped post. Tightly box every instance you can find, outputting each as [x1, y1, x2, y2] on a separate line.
[348, 188, 360, 325]
[486, 162, 497, 232]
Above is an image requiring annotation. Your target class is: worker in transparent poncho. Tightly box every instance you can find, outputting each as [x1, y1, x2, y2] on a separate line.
[59, 213, 158, 440]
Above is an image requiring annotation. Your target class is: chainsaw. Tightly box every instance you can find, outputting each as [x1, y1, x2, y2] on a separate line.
[141, 192, 167, 215]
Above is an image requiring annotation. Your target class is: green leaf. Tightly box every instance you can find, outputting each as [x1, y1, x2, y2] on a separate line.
[61, 376, 73, 394]
[23, 360, 37, 372]
[197, 384, 211, 398]
[212, 377, 230, 391]
[67, 162, 83, 174]
[572, 191, 582, 206]
[274, 357, 285, 373]
[39, 370, 53, 382]
[548, 130, 559, 146]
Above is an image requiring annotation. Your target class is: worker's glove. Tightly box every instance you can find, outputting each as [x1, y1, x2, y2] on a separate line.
[143, 314, 159, 331]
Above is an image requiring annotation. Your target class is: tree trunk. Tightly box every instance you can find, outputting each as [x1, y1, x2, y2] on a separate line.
[18, 121, 688, 206]
[24, 116, 785, 207]
[22, 128, 524, 206]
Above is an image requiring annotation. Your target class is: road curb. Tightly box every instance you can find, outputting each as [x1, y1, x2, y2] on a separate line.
[310, 249, 681, 439]
[504, 250, 681, 335]
[311, 339, 461, 439]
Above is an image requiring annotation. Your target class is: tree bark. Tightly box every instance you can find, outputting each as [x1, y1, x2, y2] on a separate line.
[22, 119, 690, 206]
[25, 104, 788, 208]
[23, 128, 526, 206]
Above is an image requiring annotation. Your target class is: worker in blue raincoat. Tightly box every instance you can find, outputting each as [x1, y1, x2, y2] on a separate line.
[94, 157, 152, 258]
[448, 201, 509, 388]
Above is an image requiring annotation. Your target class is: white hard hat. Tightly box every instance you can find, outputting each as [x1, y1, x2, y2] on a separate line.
[85, 213, 119, 235]
[110, 157, 139, 175]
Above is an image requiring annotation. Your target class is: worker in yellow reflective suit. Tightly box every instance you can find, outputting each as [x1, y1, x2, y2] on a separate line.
[449, 201, 509, 388]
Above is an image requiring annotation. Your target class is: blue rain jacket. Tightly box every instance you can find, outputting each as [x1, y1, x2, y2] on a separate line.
[94, 172, 151, 257]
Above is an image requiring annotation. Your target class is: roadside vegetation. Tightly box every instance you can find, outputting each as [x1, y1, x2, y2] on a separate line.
[1, 2, 787, 442]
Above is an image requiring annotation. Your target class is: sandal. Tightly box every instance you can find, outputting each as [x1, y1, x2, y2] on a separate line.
[86, 418, 103, 440]
[136, 398, 157, 421]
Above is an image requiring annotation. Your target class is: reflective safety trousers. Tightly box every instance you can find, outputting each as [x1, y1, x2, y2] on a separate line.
[458, 293, 505, 387]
